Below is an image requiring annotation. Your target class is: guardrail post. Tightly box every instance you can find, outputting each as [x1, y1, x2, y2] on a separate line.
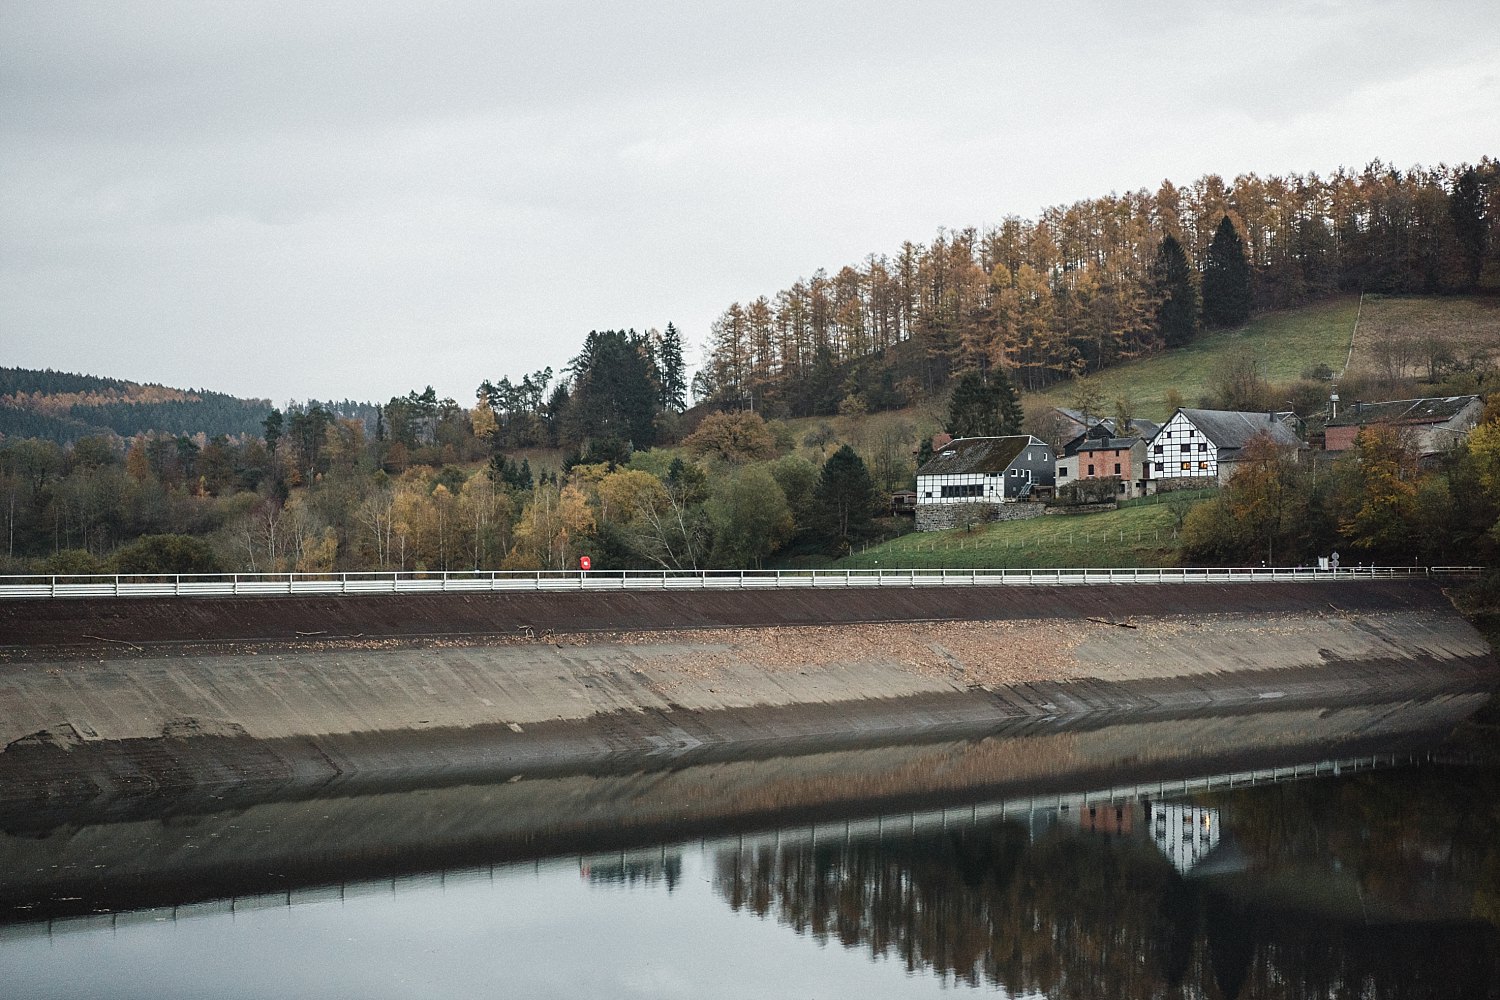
[175, 574, 181, 597]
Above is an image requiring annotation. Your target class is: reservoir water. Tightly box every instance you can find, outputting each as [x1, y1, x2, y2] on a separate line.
[3, 722, 1498, 998]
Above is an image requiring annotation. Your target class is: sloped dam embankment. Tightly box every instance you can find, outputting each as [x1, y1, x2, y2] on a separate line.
[0, 581, 1495, 805]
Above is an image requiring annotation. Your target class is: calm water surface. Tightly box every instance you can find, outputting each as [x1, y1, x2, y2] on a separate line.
[3, 759, 1499, 998]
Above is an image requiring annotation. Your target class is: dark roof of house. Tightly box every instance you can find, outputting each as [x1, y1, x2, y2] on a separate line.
[1054, 410, 1160, 438]
[1172, 409, 1304, 450]
[1061, 418, 1160, 456]
[1074, 437, 1139, 453]
[1325, 395, 1481, 428]
[916, 435, 1040, 477]
[1053, 407, 1091, 426]
[1115, 418, 1161, 438]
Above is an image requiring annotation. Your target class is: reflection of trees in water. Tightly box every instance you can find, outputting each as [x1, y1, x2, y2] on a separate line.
[713, 770, 1500, 999]
[716, 825, 1194, 995]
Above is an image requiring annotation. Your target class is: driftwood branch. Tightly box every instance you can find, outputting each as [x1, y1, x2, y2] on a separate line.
[83, 634, 144, 651]
[1085, 617, 1138, 630]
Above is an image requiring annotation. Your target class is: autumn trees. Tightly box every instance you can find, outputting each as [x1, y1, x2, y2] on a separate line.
[700, 160, 1500, 418]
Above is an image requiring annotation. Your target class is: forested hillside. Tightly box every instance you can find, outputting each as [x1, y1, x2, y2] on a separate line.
[699, 160, 1500, 417]
[0, 367, 274, 444]
[4, 158, 1500, 577]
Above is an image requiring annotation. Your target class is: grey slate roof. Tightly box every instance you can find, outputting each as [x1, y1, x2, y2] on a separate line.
[1174, 409, 1304, 451]
[1061, 418, 1160, 456]
[916, 435, 1037, 476]
[1325, 395, 1480, 428]
[1106, 418, 1160, 439]
[1074, 437, 1139, 453]
[1054, 410, 1159, 439]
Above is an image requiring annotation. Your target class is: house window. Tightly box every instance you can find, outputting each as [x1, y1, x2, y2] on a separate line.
[923, 491, 932, 498]
[940, 483, 984, 498]
[1114, 463, 1121, 474]
[1166, 431, 1172, 438]
[1058, 467, 1068, 477]
[1180, 462, 1190, 471]
[1188, 429, 1195, 437]
[1198, 443, 1207, 452]
[1010, 469, 1019, 476]
[1199, 462, 1208, 470]
[1153, 445, 1163, 454]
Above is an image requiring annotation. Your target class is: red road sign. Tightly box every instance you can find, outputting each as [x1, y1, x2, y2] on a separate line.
[579, 556, 592, 571]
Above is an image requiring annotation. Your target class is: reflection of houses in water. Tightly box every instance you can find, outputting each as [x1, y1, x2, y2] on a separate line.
[1066, 799, 1221, 874]
[1147, 802, 1220, 874]
[1076, 800, 1138, 836]
[579, 849, 683, 891]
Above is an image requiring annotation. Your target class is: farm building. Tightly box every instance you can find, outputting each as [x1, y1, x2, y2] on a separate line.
[1056, 436, 1149, 499]
[1145, 408, 1304, 488]
[1324, 395, 1482, 456]
[915, 435, 1054, 531]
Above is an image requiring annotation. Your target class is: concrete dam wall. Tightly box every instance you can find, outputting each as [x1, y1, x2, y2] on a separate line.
[0, 581, 1495, 807]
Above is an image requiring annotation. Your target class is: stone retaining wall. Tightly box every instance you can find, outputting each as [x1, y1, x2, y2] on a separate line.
[915, 501, 1046, 531]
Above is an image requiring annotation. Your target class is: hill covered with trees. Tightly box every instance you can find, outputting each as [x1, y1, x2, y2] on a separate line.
[4, 157, 1500, 577]
[0, 367, 275, 444]
[698, 159, 1500, 417]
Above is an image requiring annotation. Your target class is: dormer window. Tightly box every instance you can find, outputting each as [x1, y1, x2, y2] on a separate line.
[941, 449, 955, 457]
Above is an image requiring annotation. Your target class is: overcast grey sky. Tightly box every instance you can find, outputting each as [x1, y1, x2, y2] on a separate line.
[3, 1, 1496, 405]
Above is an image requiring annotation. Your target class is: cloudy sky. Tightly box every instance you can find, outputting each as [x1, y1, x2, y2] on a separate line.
[3, 2, 1496, 405]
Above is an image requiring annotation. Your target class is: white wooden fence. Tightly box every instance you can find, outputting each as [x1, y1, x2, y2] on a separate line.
[0, 565, 1481, 599]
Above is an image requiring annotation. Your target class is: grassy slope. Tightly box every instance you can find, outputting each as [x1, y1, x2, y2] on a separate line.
[1345, 294, 1500, 380]
[836, 504, 1185, 569]
[1022, 296, 1361, 422]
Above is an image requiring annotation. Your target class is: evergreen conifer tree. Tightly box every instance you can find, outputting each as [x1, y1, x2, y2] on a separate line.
[1449, 168, 1490, 291]
[658, 323, 688, 412]
[1201, 216, 1252, 328]
[1152, 234, 1199, 348]
[813, 444, 876, 545]
[946, 371, 1024, 438]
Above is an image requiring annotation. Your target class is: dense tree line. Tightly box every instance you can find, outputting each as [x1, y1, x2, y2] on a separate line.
[702, 160, 1499, 415]
[0, 408, 885, 574]
[1, 367, 275, 444]
[0, 319, 902, 574]
[1179, 399, 1500, 567]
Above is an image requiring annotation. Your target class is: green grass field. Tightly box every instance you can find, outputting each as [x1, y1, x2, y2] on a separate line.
[837, 503, 1189, 570]
[1023, 296, 1361, 423]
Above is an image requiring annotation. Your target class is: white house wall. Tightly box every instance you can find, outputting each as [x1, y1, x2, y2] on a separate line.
[1148, 412, 1218, 481]
[916, 472, 1004, 504]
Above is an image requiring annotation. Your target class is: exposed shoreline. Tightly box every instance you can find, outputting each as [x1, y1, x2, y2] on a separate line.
[1, 580, 1495, 809]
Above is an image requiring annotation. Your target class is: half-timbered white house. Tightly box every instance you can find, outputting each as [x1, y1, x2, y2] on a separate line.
[1145, 408, 1303, 487]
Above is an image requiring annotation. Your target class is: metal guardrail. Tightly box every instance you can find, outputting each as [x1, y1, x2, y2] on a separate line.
[0, 565, 1481, 599]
